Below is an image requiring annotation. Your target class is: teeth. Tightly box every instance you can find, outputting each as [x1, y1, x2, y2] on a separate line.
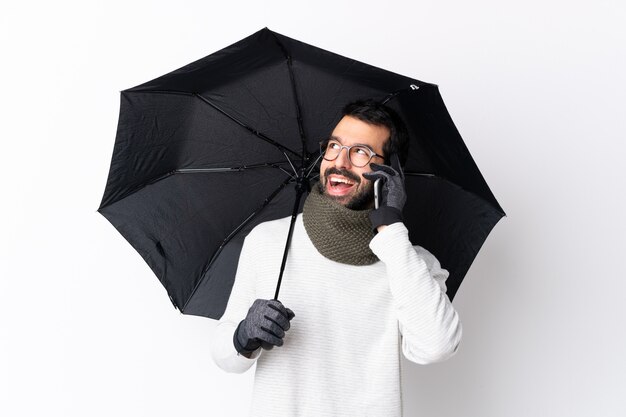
[330, 177, 354, 185]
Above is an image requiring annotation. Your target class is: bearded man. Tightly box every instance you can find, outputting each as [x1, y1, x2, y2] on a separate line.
[211, 99, 462, 417]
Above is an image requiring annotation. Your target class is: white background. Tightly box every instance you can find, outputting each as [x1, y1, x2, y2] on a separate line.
[1, 1, 625, 416]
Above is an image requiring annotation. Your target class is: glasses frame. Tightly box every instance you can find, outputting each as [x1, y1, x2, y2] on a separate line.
[319, 139, 384, 168]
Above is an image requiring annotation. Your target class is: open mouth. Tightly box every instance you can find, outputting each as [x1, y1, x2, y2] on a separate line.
[327, 174, 357, 196]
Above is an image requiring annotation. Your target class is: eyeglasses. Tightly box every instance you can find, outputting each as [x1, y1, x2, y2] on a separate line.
[319, 139, 384, 168]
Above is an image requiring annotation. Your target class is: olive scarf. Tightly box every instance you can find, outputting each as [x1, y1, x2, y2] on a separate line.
[302, 183, 378, 265]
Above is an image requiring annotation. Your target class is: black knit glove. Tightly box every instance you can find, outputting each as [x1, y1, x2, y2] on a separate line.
[234, 299, 295, 355]
[363, 162, 406, 229]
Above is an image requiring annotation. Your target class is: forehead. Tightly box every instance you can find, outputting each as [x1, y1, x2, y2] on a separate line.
[330, 116, 389, 153]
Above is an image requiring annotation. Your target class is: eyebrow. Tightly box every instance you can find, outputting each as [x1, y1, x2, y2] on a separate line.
[329, 135, 376, 150]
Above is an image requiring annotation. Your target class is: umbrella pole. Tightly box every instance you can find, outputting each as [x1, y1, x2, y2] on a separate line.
[274, 173, 308, 300]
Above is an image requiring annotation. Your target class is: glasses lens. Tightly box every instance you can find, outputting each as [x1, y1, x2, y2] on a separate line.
[349, 146, 372, 167]
[322, 140, 340, 161]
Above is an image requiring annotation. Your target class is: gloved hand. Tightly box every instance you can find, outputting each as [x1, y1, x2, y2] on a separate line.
[363, 161, 406, 230]
[233, 299, 295, 355]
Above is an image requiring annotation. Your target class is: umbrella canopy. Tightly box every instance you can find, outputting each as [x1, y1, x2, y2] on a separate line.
[99, 28, 505, 319]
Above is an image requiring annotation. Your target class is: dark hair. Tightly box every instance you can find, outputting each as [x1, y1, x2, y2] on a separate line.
[341, 99, 409, 167]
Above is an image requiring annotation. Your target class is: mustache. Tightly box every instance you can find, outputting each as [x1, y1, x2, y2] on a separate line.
[324, 167, 361, 184]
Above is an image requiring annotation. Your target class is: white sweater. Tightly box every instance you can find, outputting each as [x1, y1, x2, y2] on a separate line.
[211, 215, 462, 417]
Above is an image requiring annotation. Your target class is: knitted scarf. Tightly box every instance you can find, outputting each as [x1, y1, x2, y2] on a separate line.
[302, 183, 378, 265]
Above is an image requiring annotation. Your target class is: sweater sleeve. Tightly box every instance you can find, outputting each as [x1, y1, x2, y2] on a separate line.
[369, 223, 463, 364]
[210, 234, 263, 373]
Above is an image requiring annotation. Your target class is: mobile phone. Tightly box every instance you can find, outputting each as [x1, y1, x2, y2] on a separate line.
[374, 154, 403, 209]
[374, 179, 381, 209]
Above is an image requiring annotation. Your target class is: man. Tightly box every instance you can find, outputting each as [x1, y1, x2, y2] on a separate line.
[211, 100, 462, 417]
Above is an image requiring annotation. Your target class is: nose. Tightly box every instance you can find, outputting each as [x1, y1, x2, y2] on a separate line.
[334, 147, 352, 169]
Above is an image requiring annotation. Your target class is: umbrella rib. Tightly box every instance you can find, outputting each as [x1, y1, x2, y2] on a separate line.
[403, 171, 438, 178]
[177, 161, 296, 179]
[380, 84, 421, 105]
[181, 176, 295, 313]
[126, 90, 300, 159]
[123, 90, 301, 176]
[99, 164, 294, 211]
[403, 171, 507, 216]
[270, 33, 308, 162]
[304, 151, 323, 178]
[194, 93, 301, 175]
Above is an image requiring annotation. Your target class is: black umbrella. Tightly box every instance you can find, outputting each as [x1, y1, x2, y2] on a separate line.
[98, 28, 505, 319]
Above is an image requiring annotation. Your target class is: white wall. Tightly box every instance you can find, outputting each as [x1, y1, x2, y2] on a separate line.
[1, 1, 624, 416]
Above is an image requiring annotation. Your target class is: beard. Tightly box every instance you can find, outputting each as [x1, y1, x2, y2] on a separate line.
[319, 167, 375, 210]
